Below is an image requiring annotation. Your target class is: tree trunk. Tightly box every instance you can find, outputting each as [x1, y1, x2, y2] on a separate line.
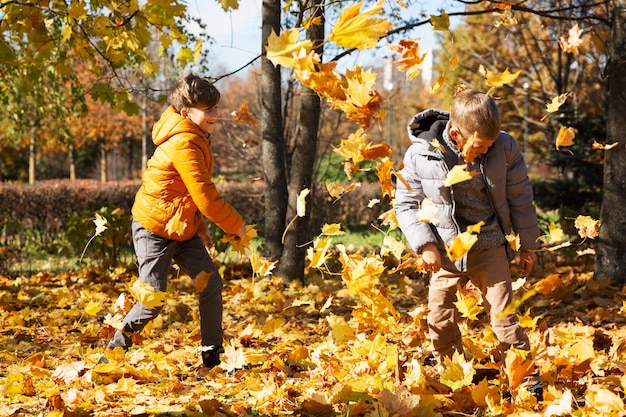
[100, 140, 107, 182]
[594, 0, 626, 283]
[29, 134, 36, 185]
[261, 0, 288, 261]
[276, 1, 324, 281]
[69, 142, 76, 180]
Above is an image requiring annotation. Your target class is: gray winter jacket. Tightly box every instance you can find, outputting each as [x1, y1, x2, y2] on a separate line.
[394, 108, 541, 271]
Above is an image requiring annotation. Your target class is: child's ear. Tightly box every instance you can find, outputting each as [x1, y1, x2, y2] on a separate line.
[180, 108, 188, 118]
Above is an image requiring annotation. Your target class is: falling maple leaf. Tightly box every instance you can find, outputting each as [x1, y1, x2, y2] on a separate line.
[387, 39, 427, 81]
[445, 222, 483, 261]
[443, 164, 478, 187]
[222, 224, 256, 254]
[416, 198, 439, 225]
[494, 4, 518, 28]
[248, 251, 277, 278]
[559, 23, 584, 54]
[545, 92, 570, 114]
[591, 140, 619, 150]
[376, 159, 395, 198]
[505, 231, 521, 251]
[380, 234, 405, 260]
[265, 28, 313, 68]
[231, 101, 259, 127]
[79, 212, 109, 263]
[478, 65, 521, 87]
[127, 278, 167, 308]
[555, 125, 576, 149]
[328, 0, 393, 50]
[320, 223, 345, 236]
[534, 273, 563, 295]
[218, 0, 239, 12]
[307, 237, 332, 270]
[574, 215, 600, 239]
[361, 142, 392, 160]
[430, 11, 450, 31]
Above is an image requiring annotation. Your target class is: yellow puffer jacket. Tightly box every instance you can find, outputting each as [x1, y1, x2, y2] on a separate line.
[132, 105, 244, 241]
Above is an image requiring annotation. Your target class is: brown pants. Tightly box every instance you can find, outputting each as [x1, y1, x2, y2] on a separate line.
[428, 245, 530, 360]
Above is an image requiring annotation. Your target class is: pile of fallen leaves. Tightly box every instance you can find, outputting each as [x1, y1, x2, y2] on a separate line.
[1, 258, 625, 416]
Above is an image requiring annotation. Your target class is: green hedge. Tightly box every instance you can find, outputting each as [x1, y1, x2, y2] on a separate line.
[0, 179, 388, 253]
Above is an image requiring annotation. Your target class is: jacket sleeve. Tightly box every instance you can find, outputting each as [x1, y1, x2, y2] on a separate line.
[503, 136, 541, 251]
[394, 145, 440, 253]
[174, 138, 244, 235]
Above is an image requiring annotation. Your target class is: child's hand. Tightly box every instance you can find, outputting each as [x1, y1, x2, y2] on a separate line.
[519, 250, 536, 276]
[420, 242, 441, 273]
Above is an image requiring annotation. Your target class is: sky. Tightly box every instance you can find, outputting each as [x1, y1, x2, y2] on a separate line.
[189, 0, 454, 80]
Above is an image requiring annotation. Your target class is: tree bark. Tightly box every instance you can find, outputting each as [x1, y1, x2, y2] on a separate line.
[261, 0, 288, 261]
[594, 0, 626, 283]
[276, 1, 325, 281]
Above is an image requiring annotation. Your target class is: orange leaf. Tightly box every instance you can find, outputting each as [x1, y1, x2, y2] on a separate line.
[361, 142, 392, 160]
[504, 349, 535, 390]
[387, 39, 427, 81]
[555, 126, 576, 149]
[231, 101, 259, 127]
[534, 273, 563, 295]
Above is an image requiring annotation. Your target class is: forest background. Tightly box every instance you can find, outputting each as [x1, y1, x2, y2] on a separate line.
[1, 0, 626, 416]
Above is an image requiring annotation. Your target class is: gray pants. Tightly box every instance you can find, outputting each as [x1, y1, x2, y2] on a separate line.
[108, 219, 223, 350]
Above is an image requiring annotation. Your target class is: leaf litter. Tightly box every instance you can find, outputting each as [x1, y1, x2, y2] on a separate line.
[1, 259, 626, 416]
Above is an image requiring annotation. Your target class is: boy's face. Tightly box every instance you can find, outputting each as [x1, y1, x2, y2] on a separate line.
[450, 126, 496, 163]
[182, 105, 219, 136]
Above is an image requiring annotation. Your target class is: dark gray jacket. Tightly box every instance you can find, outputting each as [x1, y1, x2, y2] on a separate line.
[394, 108, 540, 271]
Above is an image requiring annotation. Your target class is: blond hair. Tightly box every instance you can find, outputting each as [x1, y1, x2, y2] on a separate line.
[450, 89, 501, 140]
[169, 73, 220, 113]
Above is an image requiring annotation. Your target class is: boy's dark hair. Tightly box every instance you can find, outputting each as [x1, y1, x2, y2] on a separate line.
[450, 89, 501, 140]
[169, 73, 220, 113]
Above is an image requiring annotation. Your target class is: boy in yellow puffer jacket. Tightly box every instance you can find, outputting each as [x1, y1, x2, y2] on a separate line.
[102, 73, 247, 369]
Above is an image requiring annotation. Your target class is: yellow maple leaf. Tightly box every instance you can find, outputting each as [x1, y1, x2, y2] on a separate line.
[332, 66, 384, 129]
[328, 0, 393, 50]
[586, 386, 625, 414]
[430, 138, 444, 152]
[546, 92, 570, 114]
[302, 15, 322, 29]
[440, 350, 475, 391]
[326, 314, 356, 343]
[430, 12, 450, 31]
[333, 129, 367, 162]
[454, 285, 483, 320]
[307, 237, 332, 270]
[248, 251, 277, 278]
[380, 234, 405, 260]
[416, 198, 439, 225]
[443, 164, 478, 187]
[219, 0, 239, 12]
[431, 73, 446, 94]
[84, 300, 101, 316]
[494, 4, 517, 28]
[471, 377, 500, 407]
[446, 229, 480, 262]
[387, 39, 427, 81]
[128, 278, 166, 308]
[559, 23, 584, 54]
[478, 65, 521, 87]
[505, 231, 521, 251]
[518, 308, 540, 331]
[505, 349, 535, 390]
[231, 101, 259, 127]
[320, 223, 345, 236]
[592, 140, 619, 150]
[574, 215, 600, 239]
[265, 28, 313, 68]
[222, 224, 256, 254]
[164, 209, 187, 238]
[566, 338, 596, 365]
[546, 222, 565, 243]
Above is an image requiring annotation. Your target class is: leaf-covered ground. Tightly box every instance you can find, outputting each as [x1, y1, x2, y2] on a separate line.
[1, 258, 625, 416]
